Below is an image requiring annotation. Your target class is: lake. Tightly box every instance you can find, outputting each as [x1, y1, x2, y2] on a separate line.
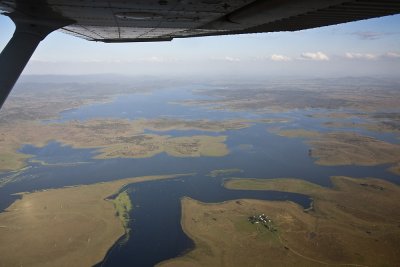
[0, 86, 398, 266]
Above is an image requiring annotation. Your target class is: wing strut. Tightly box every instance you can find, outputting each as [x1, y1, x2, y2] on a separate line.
[0, 15, 71, 109]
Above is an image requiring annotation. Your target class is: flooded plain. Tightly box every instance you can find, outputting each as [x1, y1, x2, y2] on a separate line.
[0, 85, 399, 266]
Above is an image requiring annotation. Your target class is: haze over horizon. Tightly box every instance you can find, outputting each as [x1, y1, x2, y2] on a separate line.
[1, 5, 400, 265]
[1, 13, 399, 77]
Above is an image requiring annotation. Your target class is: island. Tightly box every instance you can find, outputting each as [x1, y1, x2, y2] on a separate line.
[323, 119, 400, 135]
[207, 168, 243, 177]
[271, 128, 400, 173]
[0, 118, 254, 173]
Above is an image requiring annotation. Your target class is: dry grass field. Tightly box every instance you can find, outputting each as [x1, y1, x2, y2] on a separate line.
[161, 176, 400, 266]
[272, 129, 400, 170]
[0, 174, 182, 267]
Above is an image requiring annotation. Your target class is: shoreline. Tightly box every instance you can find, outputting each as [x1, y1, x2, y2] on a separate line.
[0, 174, 187, 267]
[160, 176, 400, 266]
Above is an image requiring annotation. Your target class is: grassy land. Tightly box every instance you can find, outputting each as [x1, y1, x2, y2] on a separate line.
[271, 128, 400, 171]
[0, 152, 32, 172]
[324, 121, 400, 134]
[0, 119, 248, 172]
[96, 135, 229, 159]
[0, 174, 186, 267]
[160, 176, 400, 266]
[388, 163, 400, 175]
[207, 168, 243, 177]
[270, 129, 322, 139]
[226, 178, 326, 196]
[178, 79, 400, 113]
[111, 190, 133, 231]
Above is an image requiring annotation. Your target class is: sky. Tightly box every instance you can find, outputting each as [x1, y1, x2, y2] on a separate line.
[1, 13, 400, 77]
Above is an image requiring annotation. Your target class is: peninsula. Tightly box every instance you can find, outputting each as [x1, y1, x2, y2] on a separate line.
[0, 174, 185, 267]
[160, 176, 400, 266]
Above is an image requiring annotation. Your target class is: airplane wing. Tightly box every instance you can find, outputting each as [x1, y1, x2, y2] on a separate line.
[0, 0, 399, 109]
[1, 0, 399, 43]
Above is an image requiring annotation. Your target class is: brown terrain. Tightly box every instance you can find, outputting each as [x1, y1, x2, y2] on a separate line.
[0, 174, 183, 267]
[178, 78, 400, 113]
[272, 129, 400, 174]
[0, 119, 252, 173]
[160, 176, 400, 266]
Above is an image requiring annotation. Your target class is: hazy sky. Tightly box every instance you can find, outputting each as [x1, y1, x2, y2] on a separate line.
[1, 13, 399, 77]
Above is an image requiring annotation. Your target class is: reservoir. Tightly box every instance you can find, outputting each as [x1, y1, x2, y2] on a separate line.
[0, 86, 399, 266]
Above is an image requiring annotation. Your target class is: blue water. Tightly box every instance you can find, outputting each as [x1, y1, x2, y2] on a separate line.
[97, 176, 311, 267]
[0, 86, 399, 266]
[53, 87, 264, 122]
